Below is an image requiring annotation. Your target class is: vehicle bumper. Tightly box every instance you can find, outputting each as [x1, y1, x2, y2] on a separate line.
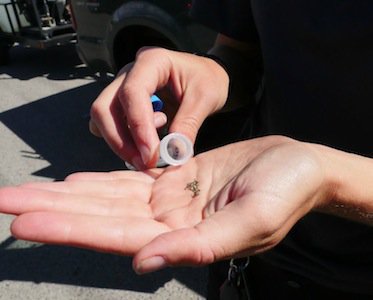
[76, 37, 115, 74]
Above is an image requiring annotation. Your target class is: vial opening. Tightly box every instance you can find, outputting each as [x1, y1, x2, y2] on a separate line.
[160, 133, 193, 166]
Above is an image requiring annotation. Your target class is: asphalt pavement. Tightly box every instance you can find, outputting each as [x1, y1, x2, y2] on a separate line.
[0, 44, 207, 299]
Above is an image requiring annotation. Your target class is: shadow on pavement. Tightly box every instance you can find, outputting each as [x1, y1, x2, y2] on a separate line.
[0, 45, 207, 296]
[0, 43, 97, 81]
[0, 237, 207, 295]
[0, 81, 123, 180]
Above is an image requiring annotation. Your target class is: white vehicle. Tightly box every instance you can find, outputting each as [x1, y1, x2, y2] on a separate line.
[0, 0, 75, 64]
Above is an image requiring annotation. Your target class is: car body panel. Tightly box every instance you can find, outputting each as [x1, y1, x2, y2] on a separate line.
[71, 0, 216, 74]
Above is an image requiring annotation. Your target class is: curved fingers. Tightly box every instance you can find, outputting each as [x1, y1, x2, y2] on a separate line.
[0, 185, 152, 218]
[64, 170, 157, 182]
[11, 212, 170, 255]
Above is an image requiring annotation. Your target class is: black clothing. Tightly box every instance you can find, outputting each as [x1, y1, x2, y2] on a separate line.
[260, 256, 373, 300]
[191, 0, 373, 296]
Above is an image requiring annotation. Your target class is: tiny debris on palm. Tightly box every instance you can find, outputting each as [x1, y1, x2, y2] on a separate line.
[185, 179, 200, 198]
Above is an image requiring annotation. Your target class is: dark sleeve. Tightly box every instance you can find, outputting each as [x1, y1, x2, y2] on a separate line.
[190, 0, 259, 43]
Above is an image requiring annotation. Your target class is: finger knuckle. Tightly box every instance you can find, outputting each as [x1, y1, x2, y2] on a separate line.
[177, 115, 200, 138]
[136, 46, 169, 61]
[128, 117, 146, 132]
[117, 86, 140, 112]
[194, 87, 227, 112]
[90, 100, 104, 122]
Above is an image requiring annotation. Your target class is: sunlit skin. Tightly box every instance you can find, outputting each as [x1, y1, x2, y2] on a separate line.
[3, 136, 368, 274]
[44, 31, 373, 282]
[1, 133, 373, 276]
[89, 47, 229, 170]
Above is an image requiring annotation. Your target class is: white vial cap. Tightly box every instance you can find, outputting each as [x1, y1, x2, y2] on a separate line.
[159, 133, 193, 166]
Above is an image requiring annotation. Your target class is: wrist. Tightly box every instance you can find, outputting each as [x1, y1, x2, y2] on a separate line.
[311, 143, 373, 223]
[194, 53, 230, 78]
[193, 52, 231, 109]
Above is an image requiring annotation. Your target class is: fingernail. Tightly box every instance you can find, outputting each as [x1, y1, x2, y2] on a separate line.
[138, 144, 151, 166]
[135, 256, 167, 274]
[132, 156, 145, 170]
[153, 113, 167, 128]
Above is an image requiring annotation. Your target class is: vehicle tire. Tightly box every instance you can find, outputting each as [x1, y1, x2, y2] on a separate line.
[113, 26, 176, 71]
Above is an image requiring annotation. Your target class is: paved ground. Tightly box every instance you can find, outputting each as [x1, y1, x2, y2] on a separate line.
[0, 44, 207, 299]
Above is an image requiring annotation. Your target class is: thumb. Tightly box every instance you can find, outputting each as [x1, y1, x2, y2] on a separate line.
[133, 199, 266, 274]
[133, 227, 213, 274]
[169, 92, 223, 143]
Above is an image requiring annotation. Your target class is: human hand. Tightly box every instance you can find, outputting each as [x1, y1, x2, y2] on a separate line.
[89, 47, 229, 169]
[0, 136, 330, 273]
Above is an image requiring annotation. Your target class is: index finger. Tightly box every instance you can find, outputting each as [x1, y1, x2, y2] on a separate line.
[119, 48, 173, 167]
[90, 71, 141, 165]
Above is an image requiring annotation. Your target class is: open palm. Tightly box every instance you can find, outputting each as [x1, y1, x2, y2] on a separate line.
[0, 136, 325, 273]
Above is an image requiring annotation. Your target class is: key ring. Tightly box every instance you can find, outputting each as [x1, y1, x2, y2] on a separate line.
[228, 257, 250, 283]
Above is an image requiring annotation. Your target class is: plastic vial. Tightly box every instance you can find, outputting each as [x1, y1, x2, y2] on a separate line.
[124, 133, 193, 170]
[125, 96, 193, 169]
[159, 132, 193, 166]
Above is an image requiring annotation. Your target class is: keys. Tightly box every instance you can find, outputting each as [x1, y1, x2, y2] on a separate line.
[220, 257, 251, 300]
